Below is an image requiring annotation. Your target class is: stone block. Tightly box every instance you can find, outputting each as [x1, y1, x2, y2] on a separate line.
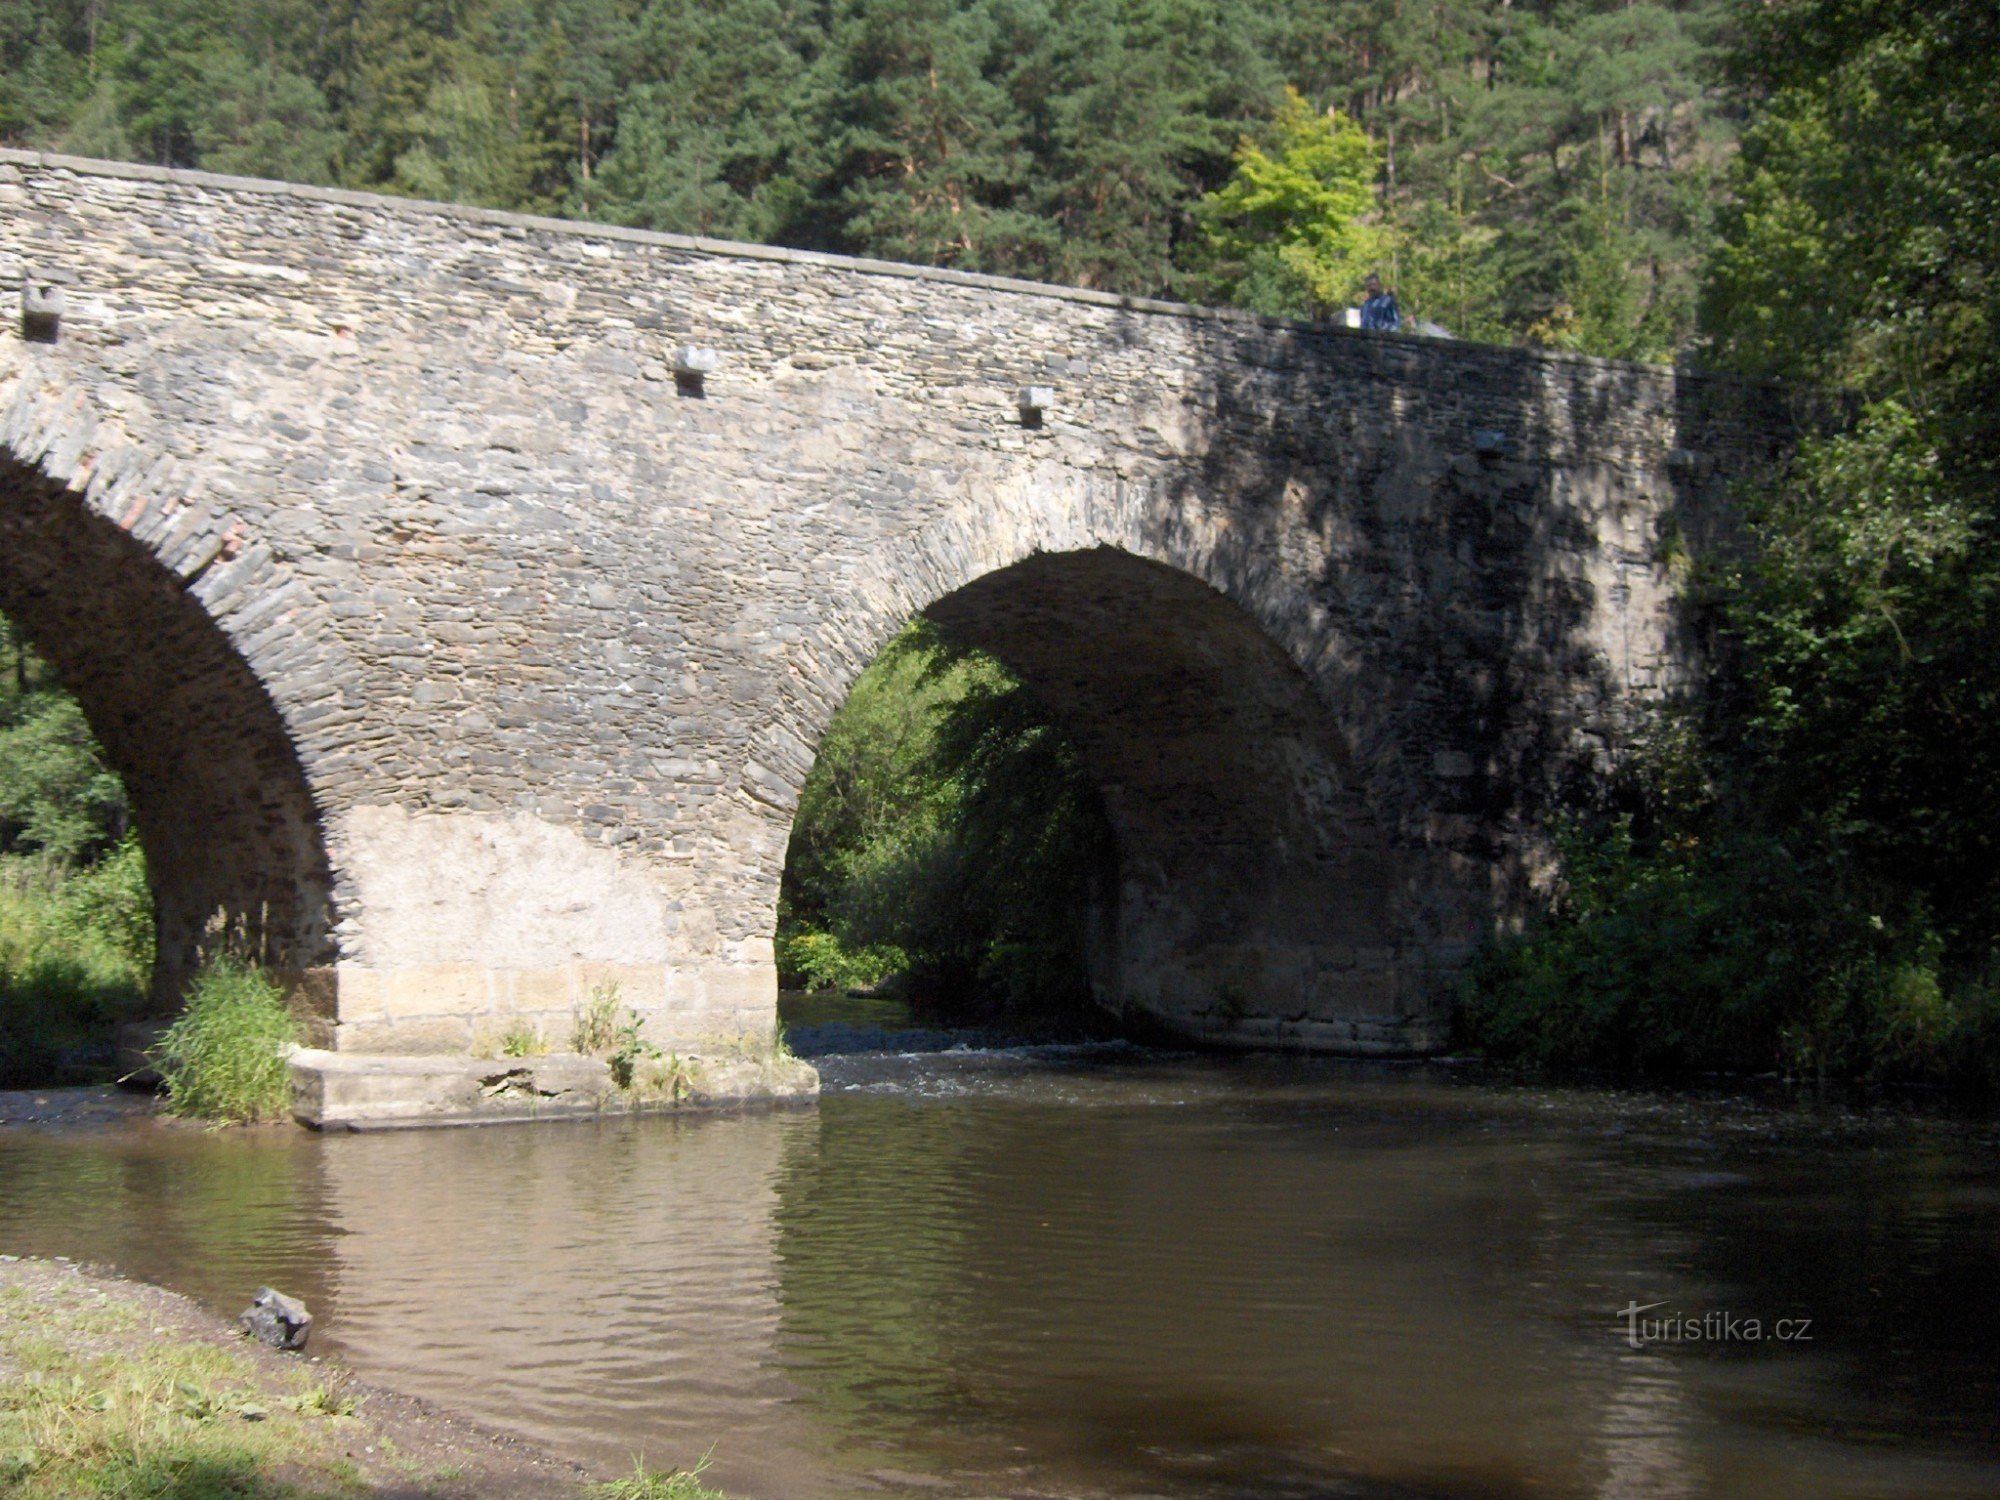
[505, 966, 576, 1015]
[380, 964, 490, 1021]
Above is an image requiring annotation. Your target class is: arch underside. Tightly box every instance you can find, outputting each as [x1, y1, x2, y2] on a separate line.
[0, 456, 334, 1015]
[924, 548, 1440, 1053]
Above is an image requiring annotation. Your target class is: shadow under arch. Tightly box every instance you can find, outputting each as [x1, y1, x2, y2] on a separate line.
[0, 454, 335, 1019]
[800, 542, 1438, 1053]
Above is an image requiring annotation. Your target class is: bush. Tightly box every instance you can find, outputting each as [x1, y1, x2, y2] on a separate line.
[0, 844, 152, 1087]
[1459, 813, 1990, 1085]
[153, 958, 300, 1124]
[776, 928, 906, 993]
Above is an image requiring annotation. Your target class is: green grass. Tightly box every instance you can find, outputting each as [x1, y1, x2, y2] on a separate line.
[586, 1451, 726, 1500]
[153, 958, 301, 1124]
[0, 842, 153, 1087]
[0, 1279, 364, 1499]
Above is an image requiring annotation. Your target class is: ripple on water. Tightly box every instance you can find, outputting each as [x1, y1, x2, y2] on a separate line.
[2, 1054, 1998, 1499]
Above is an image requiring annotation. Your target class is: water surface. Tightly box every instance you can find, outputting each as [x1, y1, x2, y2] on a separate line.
[2, 1049, 1997, 1498]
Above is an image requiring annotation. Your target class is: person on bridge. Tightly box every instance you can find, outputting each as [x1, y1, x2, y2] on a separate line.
[1357, 274, 1402, 332]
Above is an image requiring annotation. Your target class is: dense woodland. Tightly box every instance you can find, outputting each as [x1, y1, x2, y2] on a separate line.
[3, 0, 1740, 353]
[2, 0, 1997, 1087]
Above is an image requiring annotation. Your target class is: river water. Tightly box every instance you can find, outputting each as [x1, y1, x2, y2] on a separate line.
[2, 1045, 1998, 1499]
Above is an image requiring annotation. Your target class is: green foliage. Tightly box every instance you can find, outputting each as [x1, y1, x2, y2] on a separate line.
[775, 928, 906, 994]
[1701, 0, 1998, 422]
[0, 0, 1743, 352]
[0, 845, 153, 1087]
[1699, 0, 2000, 955]
[569, 980, 660, 1089]
[1525, 190, 1683, 361]
[1469, 0, 2000, 1090]
[1389, 193, 1511, 345]
[606, 1008, 660, 1091]
[588, 1450, 727, 1500]
[779, 621, 1112, 1021]
[0, 1270, 419, 1500]
[154, 958, 300, 1124]
[497, 1018, 548, 1057]
[1193, 86, 1385, 318]
[0, 623, 151, 1087]
[1461, 729, 1997, 1087]
[0, 624, 129, 867]
[572, 979, 623, 1055]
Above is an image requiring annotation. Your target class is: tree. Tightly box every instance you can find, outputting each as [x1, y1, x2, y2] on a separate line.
[815, 0, 1045, 271]
[0, 624, 128, 867]
[1192, 85, 1385, 319]
[1703, 0, 2000, 947]
[591, 0, 812, 238]
[393, 68, 532, 205]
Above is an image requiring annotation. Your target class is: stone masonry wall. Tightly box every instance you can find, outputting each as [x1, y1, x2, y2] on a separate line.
[0, 149, 1802, 1057]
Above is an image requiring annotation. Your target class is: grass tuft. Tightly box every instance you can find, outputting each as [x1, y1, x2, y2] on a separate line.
[499, 1019, 548, 1058]
[588, 1449, 727, 1500]
[152, 957, 301, 1124]
[572, 981, 622, 1055]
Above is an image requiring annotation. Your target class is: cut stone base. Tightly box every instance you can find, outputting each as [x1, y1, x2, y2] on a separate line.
[289, 1048, 819, 1131]
[1174, 1012, 1451, 1054]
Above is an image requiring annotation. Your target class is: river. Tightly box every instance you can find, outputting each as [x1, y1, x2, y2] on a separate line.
[2, 1043, 1997, 1498]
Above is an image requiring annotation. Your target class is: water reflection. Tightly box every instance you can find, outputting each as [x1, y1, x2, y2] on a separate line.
[313, 1111, 819, 1496]
[1, 1054, 1997, 1499]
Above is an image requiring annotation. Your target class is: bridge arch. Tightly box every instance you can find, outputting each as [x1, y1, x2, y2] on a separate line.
[758, 475, 1450, 1051]
[0, 437, 336, 1021]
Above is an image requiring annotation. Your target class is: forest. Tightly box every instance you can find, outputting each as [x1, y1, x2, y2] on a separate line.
[3, 0, 1741, 353]
[2, 0, 1996, 1087]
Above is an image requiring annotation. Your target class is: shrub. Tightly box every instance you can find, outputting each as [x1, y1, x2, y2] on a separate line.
[0, 846, 151, 1087]
[153, 958, 300, 1124]
[775, 928, 905, 993]
[1458, 811, 1987, 1085]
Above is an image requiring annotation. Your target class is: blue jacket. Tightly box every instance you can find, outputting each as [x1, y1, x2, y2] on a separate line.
[1359, 292, 1401, 331]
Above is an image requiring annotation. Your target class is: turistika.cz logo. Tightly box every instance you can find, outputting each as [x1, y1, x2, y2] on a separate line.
[1616, 1301, 1814, 1350]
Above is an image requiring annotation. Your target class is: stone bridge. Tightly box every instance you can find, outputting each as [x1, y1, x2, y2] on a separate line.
[0, 150, 1799, 1120]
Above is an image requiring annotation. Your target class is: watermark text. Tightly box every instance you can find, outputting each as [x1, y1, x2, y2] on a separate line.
[1616, 1301, 1813, 1350]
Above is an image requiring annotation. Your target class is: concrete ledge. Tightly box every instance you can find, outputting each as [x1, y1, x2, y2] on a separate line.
[1175, 1013, 1451, 1055]
[289, 1048, 819, 1130]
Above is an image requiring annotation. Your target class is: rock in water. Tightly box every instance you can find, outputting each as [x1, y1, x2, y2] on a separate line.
[238, 1287, 312, 1351]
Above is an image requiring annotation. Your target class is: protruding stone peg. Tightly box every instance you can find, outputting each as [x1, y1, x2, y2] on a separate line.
[21, 280, 63, 344]
[1018, 385, 1054, 428]
[1472, 428, 1509, 460]
[673, 346, 719, 397]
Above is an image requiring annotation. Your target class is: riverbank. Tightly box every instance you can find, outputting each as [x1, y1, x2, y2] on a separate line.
[0, 1254, 600, 1498]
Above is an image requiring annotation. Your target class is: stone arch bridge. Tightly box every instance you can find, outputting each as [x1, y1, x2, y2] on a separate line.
[0, 150, 1797, 1122]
